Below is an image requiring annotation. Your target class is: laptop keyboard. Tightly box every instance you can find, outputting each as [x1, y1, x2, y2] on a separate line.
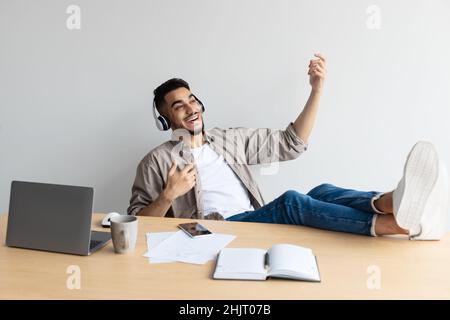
[90, 240, 102, 250]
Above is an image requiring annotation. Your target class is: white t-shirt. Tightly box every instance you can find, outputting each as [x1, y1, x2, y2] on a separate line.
[191, 143, 254, 219]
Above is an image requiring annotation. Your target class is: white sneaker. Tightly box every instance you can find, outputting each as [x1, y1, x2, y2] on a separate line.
[410, 161, 449, 240]
[392, 141, 449, 240]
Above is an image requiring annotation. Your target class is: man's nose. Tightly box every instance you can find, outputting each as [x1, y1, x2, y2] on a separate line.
[185, 102, 199, 114]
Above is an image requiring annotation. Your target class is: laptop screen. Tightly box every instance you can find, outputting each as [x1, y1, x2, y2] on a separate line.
[6, 181, 94, 255]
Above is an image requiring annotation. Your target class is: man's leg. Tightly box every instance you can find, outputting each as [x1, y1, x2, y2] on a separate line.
[226, 190, 407, 237]
[305, 142, 449, 240]
[306, 183, 393, 214]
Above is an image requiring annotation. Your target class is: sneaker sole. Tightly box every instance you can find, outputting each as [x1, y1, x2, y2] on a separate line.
[395, 141, 439, 230]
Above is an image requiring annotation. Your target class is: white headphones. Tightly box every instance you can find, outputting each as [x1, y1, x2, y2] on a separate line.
[152, 94, 205, 131]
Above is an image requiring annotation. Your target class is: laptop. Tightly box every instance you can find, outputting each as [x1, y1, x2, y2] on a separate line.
[6, 181, 111, 255]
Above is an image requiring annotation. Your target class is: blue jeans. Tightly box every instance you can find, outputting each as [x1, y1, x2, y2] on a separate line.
[226, 183, 382, 236]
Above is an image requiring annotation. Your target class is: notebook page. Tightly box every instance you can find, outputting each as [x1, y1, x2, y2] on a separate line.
[215, 248, 267, 276]
[267, 244, 319, 281]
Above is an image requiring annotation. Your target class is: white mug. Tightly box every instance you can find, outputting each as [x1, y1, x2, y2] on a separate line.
[110, 215, 138, 254]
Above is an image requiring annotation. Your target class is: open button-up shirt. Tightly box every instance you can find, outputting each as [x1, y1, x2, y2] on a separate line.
[127, 122, 308, 220]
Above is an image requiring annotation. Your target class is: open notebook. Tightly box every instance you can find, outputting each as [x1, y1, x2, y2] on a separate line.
[213, 244, 320, 282]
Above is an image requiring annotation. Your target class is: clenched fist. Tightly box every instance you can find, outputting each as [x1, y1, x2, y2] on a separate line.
[162, 160, 197, 202]
[308, 53, 326, 92]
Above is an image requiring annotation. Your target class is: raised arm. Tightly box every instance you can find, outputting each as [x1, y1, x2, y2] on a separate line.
[292, 53, 327, 143]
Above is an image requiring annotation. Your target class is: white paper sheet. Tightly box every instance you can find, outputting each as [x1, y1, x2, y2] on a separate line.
[143, 232, 176, 263]
[146, 230, 236, 264]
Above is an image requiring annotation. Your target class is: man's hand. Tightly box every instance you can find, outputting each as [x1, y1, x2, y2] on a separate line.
[162, 160, 196, 202]
[308, 53, 326, 92]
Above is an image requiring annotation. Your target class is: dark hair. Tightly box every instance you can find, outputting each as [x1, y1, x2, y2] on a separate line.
[153, 78, 190, 112]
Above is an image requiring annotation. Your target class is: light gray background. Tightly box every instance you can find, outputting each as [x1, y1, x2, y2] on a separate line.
[1, 1, 449, 229]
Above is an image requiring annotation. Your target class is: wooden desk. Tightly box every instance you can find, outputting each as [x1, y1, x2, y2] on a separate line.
[1, 213, 449, 299]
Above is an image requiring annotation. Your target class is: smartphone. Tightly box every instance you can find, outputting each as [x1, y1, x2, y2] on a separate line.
[178, 222, 212, 238]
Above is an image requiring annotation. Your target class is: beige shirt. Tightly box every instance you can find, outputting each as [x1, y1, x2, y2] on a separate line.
[127, 122, 308, 220]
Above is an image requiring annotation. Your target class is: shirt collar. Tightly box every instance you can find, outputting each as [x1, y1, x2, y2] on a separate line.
[203, 130, 215, 143]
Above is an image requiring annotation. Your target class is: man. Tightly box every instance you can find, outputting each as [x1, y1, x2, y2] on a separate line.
[128, 53, 449, 240]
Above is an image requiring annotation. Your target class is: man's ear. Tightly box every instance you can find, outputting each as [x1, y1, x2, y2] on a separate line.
[160, 104, 170, 119]
[159, 103, 172, 129]
[160, 98, 170, 117]
[159, 106, 173, 130]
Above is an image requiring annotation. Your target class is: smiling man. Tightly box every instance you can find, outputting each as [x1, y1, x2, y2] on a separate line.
[127, 54, 449, 240]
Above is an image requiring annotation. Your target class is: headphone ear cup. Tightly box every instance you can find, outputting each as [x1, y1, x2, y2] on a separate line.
[164, 116, 171, 130]
[192, 95, 205, 113]
[197, 99, 205, 113]
[158, 115, 171, 131]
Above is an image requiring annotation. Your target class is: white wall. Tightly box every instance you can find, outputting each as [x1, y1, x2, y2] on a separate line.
[1, 0, 450, 229]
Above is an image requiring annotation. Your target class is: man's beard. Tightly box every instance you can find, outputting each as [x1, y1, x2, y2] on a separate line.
[188, 121, 205, 136]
